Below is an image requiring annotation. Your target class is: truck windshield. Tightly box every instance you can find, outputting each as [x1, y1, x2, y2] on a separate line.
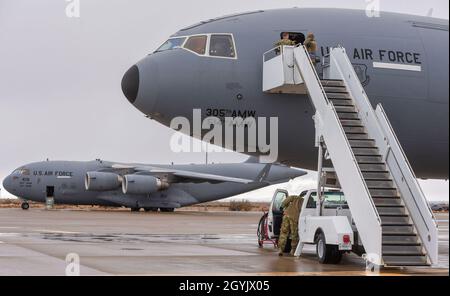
[155, 37, 186, 53]
[306, 191, 347, 209]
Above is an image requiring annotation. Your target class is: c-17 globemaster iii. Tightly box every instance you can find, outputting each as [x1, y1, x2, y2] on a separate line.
[2, 159, 305, 211]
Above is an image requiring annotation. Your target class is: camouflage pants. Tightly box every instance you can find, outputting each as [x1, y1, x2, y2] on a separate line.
[278, 215, 299, 253]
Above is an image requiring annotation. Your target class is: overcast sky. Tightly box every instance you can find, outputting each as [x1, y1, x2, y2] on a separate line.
[0, 0, 448, 201]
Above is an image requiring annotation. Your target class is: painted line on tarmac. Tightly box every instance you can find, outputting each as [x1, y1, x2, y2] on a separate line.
[35, 229, 82, 234]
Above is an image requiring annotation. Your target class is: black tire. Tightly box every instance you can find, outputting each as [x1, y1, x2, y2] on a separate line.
[316, 232, 342, 264]
[144, 207, 158, 212]
[21, 202, 30, 210]
[130, 207, 141, 212]
[331, 249, 343, 264]
[160, 208, 175, 213]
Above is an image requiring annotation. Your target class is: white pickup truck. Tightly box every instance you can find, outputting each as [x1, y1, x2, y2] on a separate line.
[261, 188, 365, 264]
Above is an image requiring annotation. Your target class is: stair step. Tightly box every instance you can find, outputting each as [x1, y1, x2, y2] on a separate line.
[324, 86, 348, 93]
[383, 241, 420, 246]
[383, 245, 424, 255]
[349, 139, 376, 148]
[321, 80, 345, 87]
[362, 171, 391, 179]
[382, 224, 414, 234]
[326, 92, 351, 99]
[366, 180, 395, 189]
[383, 255, 429, 267]
[370, 188, 398, 197]
[380, 215, 410, 224]
[346, 133, 369, 140]
[337, 112, 359, 120]
[352, 147, 379, 156]
[330, 99, 354, 106]
[383, 234, 418, 244]
[340, 119, 363, 126]
[357, 155, 383, 163]
[372, 197, 402, 207]
[377, 206, 406, 216]
[328, 97, 355, 106]
[344, 126, 366, 134]
[359, 163, 387, 172]
[335, 105, 357, 113]
[383, 251, 425, 257]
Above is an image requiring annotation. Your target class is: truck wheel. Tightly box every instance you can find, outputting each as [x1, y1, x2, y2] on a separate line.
[316, 232, 342, 264]
[331, 250, 343, 264]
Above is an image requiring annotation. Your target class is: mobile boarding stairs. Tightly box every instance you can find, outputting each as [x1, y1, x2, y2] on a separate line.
[262, 45, 438, 267]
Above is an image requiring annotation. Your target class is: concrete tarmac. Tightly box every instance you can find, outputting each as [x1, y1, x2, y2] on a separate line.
[0, 208, 447, 276]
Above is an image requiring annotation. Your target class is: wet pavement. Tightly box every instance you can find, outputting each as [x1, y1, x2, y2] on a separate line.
[0, 209, 447, 276]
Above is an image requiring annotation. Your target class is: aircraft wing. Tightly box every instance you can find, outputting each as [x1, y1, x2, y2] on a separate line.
[135, 167, 254, 184]
[109, 163, 271, 184]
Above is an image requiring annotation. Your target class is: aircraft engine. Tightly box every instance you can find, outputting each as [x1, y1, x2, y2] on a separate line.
[122, 175, 169, 195]
[85, 172, 122, 191]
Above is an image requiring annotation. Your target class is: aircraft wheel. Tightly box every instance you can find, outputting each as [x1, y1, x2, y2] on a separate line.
[160, 208, 175, 213]
[130, 207, 141, 212]
[144, 207, 158, 212]
[21, 202, 30, 210]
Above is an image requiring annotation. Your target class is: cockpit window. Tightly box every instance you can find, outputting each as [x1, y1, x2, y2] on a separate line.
[209, 34, 236, 58]
[13, 168, 30, 175]
[156, 34, 237, 59]
[184, 35, 207, 55]
[155, 37, 186, 52]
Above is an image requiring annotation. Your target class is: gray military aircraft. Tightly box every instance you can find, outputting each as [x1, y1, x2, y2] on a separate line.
[121, 8, 449, 179]
[2, 159, 305, 211]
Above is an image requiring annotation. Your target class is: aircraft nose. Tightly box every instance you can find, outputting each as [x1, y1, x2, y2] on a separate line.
[2, 175, 12, 193]
[121, 65, 140, 104]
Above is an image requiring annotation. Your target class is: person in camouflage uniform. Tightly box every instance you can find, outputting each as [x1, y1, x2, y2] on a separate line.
[278, 195, 304, 256]
[274, 32, 296, 55]
[275, 32, 296, 47]
[303, 32, 318, 64]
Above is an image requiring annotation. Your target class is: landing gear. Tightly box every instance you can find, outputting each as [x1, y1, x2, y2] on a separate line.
[316, 232, 343, 264]
[21, 202, 30, 210]
[160, 208, 175, 213]
[130, 207, 141, 212]
[144, 207, 159, 212]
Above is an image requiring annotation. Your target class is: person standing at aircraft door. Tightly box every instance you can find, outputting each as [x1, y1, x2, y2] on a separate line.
[304, 32, 318, 64]
[274, 32, 296, 54]
[278, 195, 304, 256]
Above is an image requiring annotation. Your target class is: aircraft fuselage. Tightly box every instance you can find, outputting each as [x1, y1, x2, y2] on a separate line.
[124, 9, 449, 179]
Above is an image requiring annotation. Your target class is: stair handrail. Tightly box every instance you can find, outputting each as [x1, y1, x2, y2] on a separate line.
[296, 45, 381, 224]
[294, 45, 383, 264]
[375, 104, 438, 264]
[296, 45, 330, 106]
[377, 104, 437, 225]
[328, 46, 438, 265]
